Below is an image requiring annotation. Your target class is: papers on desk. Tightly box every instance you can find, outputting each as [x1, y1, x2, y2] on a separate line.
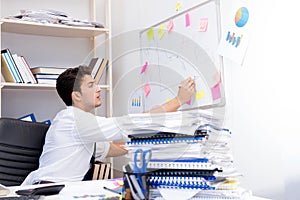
[59, 179, 123, 200]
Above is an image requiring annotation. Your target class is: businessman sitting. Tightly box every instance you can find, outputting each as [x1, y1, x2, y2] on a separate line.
[22, 65, 195, 185]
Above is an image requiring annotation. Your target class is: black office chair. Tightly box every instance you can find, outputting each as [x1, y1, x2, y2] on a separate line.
[0, 118, 50, 186]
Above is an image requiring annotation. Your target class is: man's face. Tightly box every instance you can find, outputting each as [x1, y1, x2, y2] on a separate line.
[76, 74, 101, 111]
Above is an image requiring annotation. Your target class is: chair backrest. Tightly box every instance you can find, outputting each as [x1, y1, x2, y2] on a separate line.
[92, 161, 111, 180]
[0, 118, 50, 186]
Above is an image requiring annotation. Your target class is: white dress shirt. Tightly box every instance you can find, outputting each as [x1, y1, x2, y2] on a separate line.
[22, 106, 127, 185]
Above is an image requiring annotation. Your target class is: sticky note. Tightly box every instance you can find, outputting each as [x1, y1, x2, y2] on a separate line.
[147, 28, 154, 40]
[186, 99, 191, 105]
[212, 71, 221, 84]
[166, 98, 171, 103]
[144, 83, 151, 97]
[211, 83, 221, 100]
[198, 18, 208, 32]
[175, 1, 181, 11]
[196, 90, 205, 100]
[185, 13, 191, 27]
[140, 61, 148, 74]
[167, 19, 174, 32]
[158, 24, 166, 39]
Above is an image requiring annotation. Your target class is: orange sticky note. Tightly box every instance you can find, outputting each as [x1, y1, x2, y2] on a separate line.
[185, 13, 191, 27]
[167, 19, 174, 32]
[196, 90, 205, 100]
[211, 83, 221, 100]
[158, 24, 166, 39]
[198, 18, 208, 32]
[144, 83, 151, 97]
[147, 28, 154, 40]
[141, 61, 148, 74]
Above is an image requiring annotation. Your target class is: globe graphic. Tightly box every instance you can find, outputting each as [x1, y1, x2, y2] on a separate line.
[235, 7, 249, 27]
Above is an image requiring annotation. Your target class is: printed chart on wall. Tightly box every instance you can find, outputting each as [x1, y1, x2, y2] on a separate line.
[129, 0, 225, 113]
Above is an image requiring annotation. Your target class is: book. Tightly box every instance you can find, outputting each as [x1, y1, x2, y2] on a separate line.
[36, 78, 56, 85]
[90, 58, 103, 78]
[12, 54, 31, 83]
[1, 53, 15, 82]
[30, 66, 67, 75]
[1, 49, 23, 83]
[20, 55, 37, 83]
[94, 58, 108, 84]
[88, 57, 99, 71]
[35, 73, 60, 79]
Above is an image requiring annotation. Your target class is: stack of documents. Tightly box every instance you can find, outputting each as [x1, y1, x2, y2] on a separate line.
[5, 9, 104, 28]
[121, 109, 248, 200]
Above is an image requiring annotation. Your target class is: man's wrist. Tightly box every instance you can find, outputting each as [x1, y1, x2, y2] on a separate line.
[175, 96, 183, 106]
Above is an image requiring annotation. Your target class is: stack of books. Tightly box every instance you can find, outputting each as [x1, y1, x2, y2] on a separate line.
[30, 66, 66, 85]
[1, 48, 37, 83]
[122, 110, 248, 199]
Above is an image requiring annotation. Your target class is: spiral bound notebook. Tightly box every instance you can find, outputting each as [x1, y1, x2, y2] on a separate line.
[148, 176, 215, 190]
[148, 168, 221, 177]
[128, 130, 208, 140]
[147, 159, 221, 170]
[126, 136, 205, 146]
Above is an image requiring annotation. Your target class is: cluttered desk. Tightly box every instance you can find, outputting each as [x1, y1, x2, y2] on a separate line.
[0, 179, 123, 200]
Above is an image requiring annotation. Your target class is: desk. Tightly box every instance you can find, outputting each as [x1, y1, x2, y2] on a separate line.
[3, 180, 271, 200]
[3, 180, 123, 200]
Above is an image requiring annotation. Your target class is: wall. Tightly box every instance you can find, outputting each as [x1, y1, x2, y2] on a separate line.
[110, 0, 300, 199]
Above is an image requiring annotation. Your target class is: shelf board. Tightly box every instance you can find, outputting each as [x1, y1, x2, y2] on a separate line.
[0, 19, 109, 38]
[1, 82, 110, 90]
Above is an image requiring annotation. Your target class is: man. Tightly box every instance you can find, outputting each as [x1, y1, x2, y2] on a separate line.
[22, 65, 195, 185]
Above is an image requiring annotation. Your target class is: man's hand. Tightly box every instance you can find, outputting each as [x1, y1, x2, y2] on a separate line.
[177, 77, 195, 105]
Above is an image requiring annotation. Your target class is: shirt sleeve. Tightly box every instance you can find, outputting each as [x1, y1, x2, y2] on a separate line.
[94, 142, 110, 162]
[73, 108, 128, 143]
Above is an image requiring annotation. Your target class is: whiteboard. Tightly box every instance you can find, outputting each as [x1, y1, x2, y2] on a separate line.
[135, 0, 225, 112]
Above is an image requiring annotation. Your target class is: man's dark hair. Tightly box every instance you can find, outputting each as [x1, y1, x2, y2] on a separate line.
[56, 65, 91, 106]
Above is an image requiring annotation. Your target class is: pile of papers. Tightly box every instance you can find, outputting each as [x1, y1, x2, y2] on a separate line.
[120, 109, 250, 200]
[5, 9, 104, 28]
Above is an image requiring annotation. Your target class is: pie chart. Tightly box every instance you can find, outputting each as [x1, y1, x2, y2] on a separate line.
[235, 7, 249, 27]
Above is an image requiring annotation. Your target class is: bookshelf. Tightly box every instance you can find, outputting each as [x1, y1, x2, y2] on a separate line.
[0, 0, 113, 118]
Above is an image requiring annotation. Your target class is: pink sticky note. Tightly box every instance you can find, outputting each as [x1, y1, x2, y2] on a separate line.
[144, 83, 151, 97]
[140, 61, 148, 74]
[211, 83, 221, 100]
[212, 71, 221, 84]
[185, 13, 190, 27]
[167, 19, 174, 32]
[198, 18, 208, 32]
[186, 99, 191, 105]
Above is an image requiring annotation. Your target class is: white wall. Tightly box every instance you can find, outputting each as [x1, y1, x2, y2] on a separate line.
[111, 0, 300, 199]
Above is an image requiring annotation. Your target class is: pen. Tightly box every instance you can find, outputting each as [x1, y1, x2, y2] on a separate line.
[103, 186, 121, 195]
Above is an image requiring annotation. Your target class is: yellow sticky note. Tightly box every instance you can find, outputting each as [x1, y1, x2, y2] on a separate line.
[147, 28, 154, 41]
[166, 98, 171, 103]
[196, 90, 205, 100]
[158, 24, 166, 40]
[175, 1, 181, 11]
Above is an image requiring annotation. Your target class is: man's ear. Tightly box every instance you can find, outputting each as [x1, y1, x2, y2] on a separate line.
[72, 91, 81, 103]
